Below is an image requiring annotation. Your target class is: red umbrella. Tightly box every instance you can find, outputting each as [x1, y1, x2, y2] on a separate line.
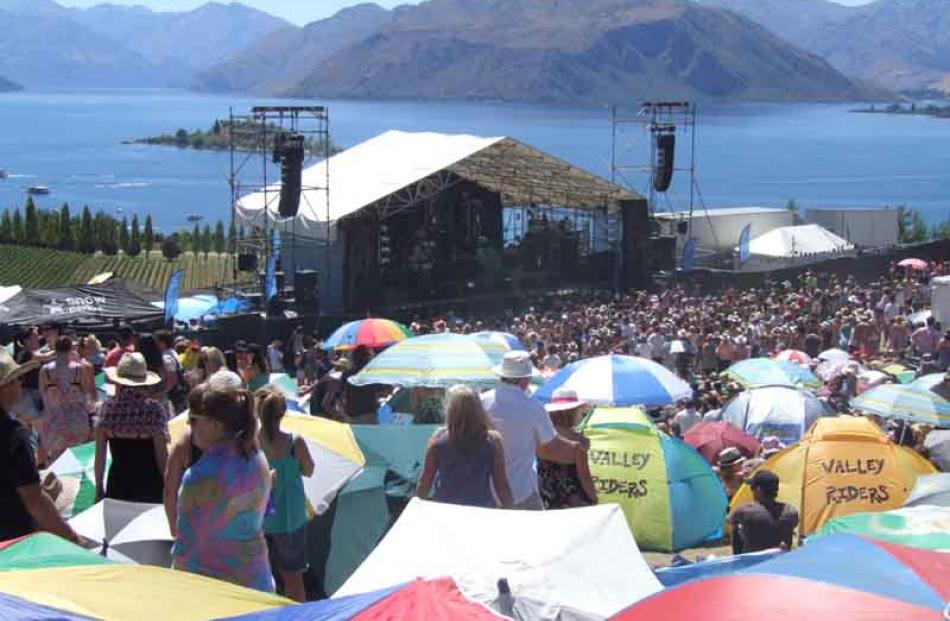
[898, 258, 928, 271]
[683, 421, 760, 464]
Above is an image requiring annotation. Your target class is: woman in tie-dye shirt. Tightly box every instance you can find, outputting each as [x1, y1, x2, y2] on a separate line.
[172, 387, 274, 593]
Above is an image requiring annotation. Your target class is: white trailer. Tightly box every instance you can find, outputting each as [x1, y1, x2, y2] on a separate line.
[805, 208, 899, 249]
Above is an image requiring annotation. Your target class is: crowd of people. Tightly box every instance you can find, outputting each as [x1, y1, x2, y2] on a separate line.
[0, 258, 947, 600]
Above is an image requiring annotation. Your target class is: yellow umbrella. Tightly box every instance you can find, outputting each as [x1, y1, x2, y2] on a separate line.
[730, 417, 936, 535]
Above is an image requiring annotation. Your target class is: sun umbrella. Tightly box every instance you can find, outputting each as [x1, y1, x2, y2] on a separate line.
[881, 363, 917, 384]
[815, 505, 950, 551]
[535, 355, 692, 407]
[724, 358, 820, 389]
[323, 319, 412, 351]
[922, 430, 950, 471]
[0, 533, 113, 572]
[217, 578, 506, 621]
[348, 333, 500, 388]
[610, 533, 950, 621]
[913, 373, 947, 391]
[731, 417, 937, 535]
[774, 349, 812, 365]
[469, 331, 523, 352]
[851, 383, 950, 427]
[904, 473, 950, 507]
[720, 385, 834, 446]
[247, 372, 308, 413]
[171, 412, 365, 515]
[683, 421, 761, 465]
[0, 563, 290, 621]
[898, 257, 929, 271]
[68, 499, 173, 566]
[581, 407, 728, 551]
[818, 348, 850, 363]
[46, 441, 110, 518]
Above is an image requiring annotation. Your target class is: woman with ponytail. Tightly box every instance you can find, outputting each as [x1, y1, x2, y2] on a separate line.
[171, 387, 274, 593]
[256, 386, 313, 602]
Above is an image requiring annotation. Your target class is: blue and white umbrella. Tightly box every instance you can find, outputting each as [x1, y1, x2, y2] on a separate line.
[534, 355, 692, 407]
[470, 331, 524, 355]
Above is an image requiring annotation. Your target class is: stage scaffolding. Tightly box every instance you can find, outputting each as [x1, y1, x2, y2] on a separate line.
[225, 106, 331, 292]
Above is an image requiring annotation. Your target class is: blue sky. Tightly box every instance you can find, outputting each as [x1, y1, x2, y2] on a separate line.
[57, 0, 874, 25]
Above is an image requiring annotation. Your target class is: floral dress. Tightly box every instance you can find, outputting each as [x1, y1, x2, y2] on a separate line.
[172, 442, 274, 592]
[38, 360, 92, 461]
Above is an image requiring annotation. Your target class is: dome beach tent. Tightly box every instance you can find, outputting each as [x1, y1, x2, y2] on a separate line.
[580, 407, 728, 551]
[720, 385, 833, 446]
[335, 499, 662, 620]
[730, 417, 937, 535]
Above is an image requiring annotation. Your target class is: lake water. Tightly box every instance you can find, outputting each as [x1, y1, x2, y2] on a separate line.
[0, 89, 946, 231]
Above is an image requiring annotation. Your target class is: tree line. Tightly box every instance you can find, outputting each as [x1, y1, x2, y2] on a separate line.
[0, 197, 238, 260]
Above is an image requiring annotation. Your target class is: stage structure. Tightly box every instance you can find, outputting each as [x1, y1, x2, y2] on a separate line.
[610, 102, 703, 271]
[225, 105, 331, 308]
[235, 130, 645, 313]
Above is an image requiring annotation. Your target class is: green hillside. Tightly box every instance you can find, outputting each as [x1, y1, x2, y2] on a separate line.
[0, 245, 250, 292]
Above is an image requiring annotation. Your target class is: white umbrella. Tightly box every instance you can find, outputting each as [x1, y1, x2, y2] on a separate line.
[69, 499, 173, 567]
[817, 348, 850, 363]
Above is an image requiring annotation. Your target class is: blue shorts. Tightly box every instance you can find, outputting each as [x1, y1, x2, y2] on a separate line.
[265, 526, 308, 573]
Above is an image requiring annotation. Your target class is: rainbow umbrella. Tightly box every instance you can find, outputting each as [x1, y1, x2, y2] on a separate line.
[581, 407, 728, 551]
[725, 358, 820, 389]
[323, 319, 412, 351]
[815, 505, 950, 551]
[218, 578, 505, 621]
[851, 383, 950, 427]
[0, 533, 113, 572]
[610, 534, 950, 621]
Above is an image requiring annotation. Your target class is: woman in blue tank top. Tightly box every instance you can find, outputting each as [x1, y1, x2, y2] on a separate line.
[417, 384, 513, 509]
[255, 386, 314, 602]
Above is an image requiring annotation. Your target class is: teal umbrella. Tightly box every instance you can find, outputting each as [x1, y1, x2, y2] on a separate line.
[851, 383, 950, 427]
[348, 333, 500, 388]
[724, 358, 820, 389]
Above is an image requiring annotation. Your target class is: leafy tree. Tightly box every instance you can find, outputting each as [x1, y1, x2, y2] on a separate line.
[175, 128, 189, 147]
[0, 210, 11, 243]
[192, 223, 201, 258]
[200, 223, 212, 259]
[24, 197, 38, 245]
[212, 119, 221, 135]
[127, 214, 142, 257]
[11, 208, 23, 243]
[897, 205, 928, 243]
[58, 203, 73, 251]
[933, 219, 950, 240]
[143, 214, 154, 255]
[118, 216, 129, 254]
[227, 221, 237, 251]
[213, 220, 226, 255]
[79, 206, 95, 254]
[161, 234, 182, 261]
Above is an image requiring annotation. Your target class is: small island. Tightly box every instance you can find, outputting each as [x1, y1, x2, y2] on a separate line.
[853, 102, 950, 119]
[128, 120, 339, 154]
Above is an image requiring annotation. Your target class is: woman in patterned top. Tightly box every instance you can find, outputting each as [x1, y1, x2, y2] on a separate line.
[172, 386, 274, 593]
[95, 352, 169, 503]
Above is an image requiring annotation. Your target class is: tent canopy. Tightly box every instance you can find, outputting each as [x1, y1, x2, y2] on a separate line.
[337, 499, 661, 620]
[235, 130, 638, 238]
[743, 224, 854, 258]
[0, 282, 163, 330]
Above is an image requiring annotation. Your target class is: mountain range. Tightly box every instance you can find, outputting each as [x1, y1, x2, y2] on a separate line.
[0, 0, 289, 88]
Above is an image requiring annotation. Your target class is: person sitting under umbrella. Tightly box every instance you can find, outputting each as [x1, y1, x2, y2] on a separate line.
[729, 470, 798, 554]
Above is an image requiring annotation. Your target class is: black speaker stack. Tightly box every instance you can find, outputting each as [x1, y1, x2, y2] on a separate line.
[273, 133, 305, 218]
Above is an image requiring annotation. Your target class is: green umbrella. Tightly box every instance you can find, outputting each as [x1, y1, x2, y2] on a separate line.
[48, 441, 109, 518]
[725, 358, 820, 389]
[815, 505, 950, 551]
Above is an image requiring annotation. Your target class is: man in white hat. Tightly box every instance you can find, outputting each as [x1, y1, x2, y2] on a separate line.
[0, 353, 81, 543]
[481, 351, 585, 510]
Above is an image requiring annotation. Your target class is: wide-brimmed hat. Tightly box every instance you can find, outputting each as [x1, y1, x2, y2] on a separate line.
[41, 471, 79, 517]
[104, 352, 161, 388]
[492, 351, 534, 379]
[717, 446, 746, 468]
[544, 388, 589, 413]
[0, 353, 38, 387]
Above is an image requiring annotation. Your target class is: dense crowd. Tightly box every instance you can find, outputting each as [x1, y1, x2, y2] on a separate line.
[0, 258, 946, 601]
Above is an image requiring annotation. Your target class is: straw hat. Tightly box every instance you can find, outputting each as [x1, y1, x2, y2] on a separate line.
[492, 351, 534, 379]
[544, 388, 588, 413]
[0, 353, 38, 388]
[104, 352, 161, 388]
[41, 471, 79, 517]
[717, 446, 746, 468]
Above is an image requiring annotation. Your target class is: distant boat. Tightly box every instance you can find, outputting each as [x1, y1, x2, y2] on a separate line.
[26, 185, 50, 195]
[186, 213, 203, 223]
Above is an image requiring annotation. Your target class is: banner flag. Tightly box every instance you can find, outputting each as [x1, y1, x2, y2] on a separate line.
[738, 224, 752, 264]
[681, 238, 698, 272]
[163, 270, 183, 325]
[265, 255, 278, 301]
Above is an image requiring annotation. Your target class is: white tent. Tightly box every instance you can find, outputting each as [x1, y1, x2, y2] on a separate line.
[336, 498, 661, 620]
[744, 224, 854, 258]
[236, 130, 503, 238]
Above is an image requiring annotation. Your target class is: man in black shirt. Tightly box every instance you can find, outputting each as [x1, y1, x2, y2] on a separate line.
[729, 470, 798, 554]
[0, 353, 79, 543]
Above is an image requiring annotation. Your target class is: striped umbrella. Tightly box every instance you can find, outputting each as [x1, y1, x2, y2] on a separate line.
[851, 383, 950, 427]
[774, 349, 812, 365]
[815, 505, 950, 551]
[534, 355, 692, 407]
[469, 331, 523, 352]
[47, 442, 110, 518]
[323, 318, 413, 351]
[912, 373, 947, 391]
[725, 358, 820, 389]
[348, 333, 500, 388]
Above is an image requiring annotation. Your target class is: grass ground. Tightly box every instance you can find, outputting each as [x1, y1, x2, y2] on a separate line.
[0, 245, 249, 292]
